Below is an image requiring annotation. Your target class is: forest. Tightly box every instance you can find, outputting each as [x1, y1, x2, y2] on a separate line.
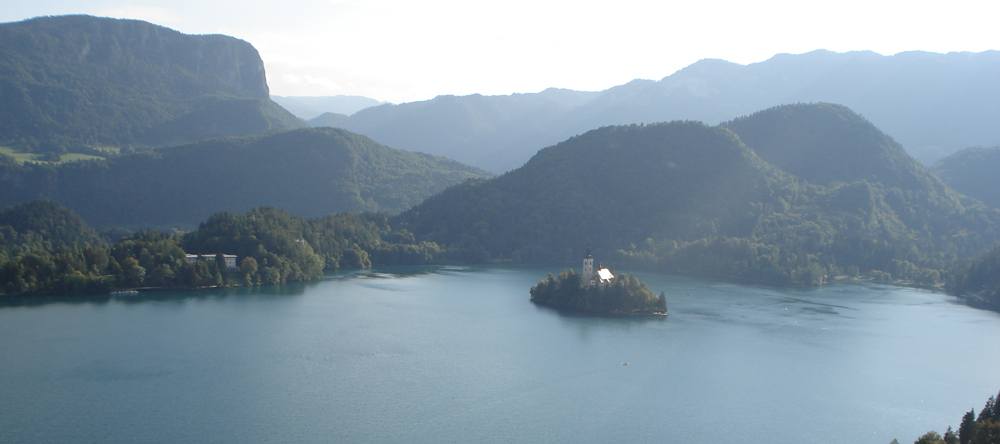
[0, 201, 449, 296]
[948, 246, 1000, 311]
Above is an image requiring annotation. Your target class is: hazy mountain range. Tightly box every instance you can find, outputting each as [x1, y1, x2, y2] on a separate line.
[271, 95, 388, 120]
[310, 50, 1000, 173]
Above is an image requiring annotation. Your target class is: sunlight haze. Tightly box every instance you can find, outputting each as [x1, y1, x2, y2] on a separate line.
[3, 0, 997, 103]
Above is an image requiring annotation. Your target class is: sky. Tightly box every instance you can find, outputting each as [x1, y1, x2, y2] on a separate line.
[2, 0, 998, 104]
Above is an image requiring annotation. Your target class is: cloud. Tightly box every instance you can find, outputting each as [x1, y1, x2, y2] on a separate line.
[97, 4, 179, 24]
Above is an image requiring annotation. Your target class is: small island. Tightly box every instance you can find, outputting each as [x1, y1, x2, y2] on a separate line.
[530, 248, 667, 316]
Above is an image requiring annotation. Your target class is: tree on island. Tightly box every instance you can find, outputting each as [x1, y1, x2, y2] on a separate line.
[530, 269, 667, 315]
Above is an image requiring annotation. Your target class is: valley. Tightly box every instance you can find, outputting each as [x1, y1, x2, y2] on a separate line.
[1, 12, 1000, 444]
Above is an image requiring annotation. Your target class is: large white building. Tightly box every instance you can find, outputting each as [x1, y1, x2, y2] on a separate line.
[186, 254, 239, 272]
[581, 247, 614, 288]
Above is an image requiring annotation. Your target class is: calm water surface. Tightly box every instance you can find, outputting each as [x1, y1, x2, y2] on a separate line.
[1, 266, 999, 444]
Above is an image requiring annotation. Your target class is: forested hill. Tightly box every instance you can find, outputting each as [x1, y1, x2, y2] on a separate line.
[932, 146, 1000, 209]
[721, 103, 987, 247]
[397, 121, 786, 262]
[0, 15, 304, 152]
[722, 103, 927, 189]
[396, 104, 1000, 286]
[0, 200, 102, 249]
[0, 127, 492, 228]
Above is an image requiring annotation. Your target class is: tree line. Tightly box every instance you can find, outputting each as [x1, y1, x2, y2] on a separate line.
[947, 246, 1000, 311]
[0, 201, 453, 296]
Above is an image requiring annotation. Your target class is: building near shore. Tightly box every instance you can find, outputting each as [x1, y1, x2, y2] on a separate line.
[186, 254, 239, 272]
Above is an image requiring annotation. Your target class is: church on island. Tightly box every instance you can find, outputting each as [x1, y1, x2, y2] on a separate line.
[581, 247, 614, 288]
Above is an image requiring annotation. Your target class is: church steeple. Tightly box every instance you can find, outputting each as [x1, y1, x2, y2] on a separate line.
[582, 243, 594, 285]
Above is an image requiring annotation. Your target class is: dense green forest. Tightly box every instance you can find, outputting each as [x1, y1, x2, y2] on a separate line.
[0, 201, 451, 296]
[396, 104, 1000, 287]
[723, 103, 933, 189]
[0, 15, 303, 153]
[932, 146, 1000, 209]
[903, 388, 1000, 444]
[530, 269, 666, 315]
[947, 246, 1000, 311]
[0, 127, 491, 228]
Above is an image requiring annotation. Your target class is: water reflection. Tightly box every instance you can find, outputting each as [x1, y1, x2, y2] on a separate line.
[535, 304, 668, 339]
[0, 279, 317, 309]
[0, 265, 491, 309]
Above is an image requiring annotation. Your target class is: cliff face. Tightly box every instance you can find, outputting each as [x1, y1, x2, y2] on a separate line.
[65, 16, 270, 99]
[0, 15, 301, 149]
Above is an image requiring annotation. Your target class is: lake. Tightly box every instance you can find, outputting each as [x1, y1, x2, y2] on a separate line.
[1, 266, 998, 444]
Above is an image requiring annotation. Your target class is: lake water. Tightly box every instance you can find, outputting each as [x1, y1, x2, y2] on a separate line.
[1, 266, 999, 444]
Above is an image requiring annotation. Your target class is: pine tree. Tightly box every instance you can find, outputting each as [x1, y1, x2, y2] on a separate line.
[945, 426, 959, 444]
[960, 409, 977, 444]
[982, 396, 996, 422]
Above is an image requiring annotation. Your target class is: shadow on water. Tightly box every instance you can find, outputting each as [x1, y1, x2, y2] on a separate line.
[532, 302, 668, 326]
[0, 280, 319, 309]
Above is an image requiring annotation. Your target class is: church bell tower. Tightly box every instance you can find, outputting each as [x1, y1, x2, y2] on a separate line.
[582, 246, 594, 285]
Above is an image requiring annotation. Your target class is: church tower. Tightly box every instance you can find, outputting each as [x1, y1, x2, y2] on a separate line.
[582, 246, 594, 285]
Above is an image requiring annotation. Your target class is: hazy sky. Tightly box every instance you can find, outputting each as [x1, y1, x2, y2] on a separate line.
[3, 0, 998, 103]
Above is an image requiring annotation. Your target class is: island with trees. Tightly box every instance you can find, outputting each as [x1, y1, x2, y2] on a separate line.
[530, 249, 667, 316]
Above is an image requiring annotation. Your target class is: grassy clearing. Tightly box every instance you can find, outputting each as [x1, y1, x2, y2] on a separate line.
[0, 146, 105, 165]
[0, 146, 40, 163]
[52, 153, 105, 163]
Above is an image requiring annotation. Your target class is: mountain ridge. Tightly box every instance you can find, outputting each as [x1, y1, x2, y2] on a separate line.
[272, 95, 387, 120]
[0, 127, 492, 228]
[309, 50, 1000, 173]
